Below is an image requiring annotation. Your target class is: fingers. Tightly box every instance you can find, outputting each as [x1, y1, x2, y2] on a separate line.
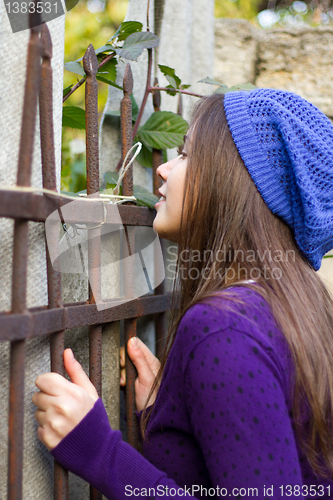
[120, 345, 126, 385]
[126, 337, 156, 388]
[127, 337, 161, 376]
[32, 391, 55, 411]
[119, 338, 161, 388]
[35, 372, 71, 397]
[120, 345, 125, 367]
[33, 349, 100, 451]
[35, 408, 47, 426]
[120, 367, 126, 386]
[63, 349, 98, 401]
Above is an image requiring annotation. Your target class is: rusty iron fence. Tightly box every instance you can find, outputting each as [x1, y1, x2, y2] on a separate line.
[1, 18, 172, 500]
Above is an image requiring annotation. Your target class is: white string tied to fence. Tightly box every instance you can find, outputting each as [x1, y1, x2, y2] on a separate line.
[0, 142, 143, 207]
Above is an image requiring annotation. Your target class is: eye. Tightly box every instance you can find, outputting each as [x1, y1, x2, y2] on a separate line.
[179, 151, 187, 160]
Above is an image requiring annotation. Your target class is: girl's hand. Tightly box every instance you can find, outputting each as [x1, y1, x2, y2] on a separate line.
[120, 337, 161, 412]
[32, 349, 99, 451]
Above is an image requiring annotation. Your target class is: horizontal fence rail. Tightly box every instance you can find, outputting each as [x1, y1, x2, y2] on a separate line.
[2, 13, 172, 500]
[0, 190, 156, 225]
[0, 296, 172, 342]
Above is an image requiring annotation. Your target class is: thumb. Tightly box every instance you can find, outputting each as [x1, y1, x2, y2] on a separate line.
[64, 349, 99, 401]
[127, 337, 155, 386]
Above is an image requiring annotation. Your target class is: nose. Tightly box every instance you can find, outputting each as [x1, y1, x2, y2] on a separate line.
[156, 158, 174, 182]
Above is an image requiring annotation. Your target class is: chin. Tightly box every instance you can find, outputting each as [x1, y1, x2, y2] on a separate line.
[153, 219, 167, 239]
[153, 219, 175, 242]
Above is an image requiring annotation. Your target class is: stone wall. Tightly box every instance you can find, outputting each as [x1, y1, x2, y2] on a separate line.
[214, 18, 333, 289]
[214, 18, 333, 118]
[0, 8, 65, 499]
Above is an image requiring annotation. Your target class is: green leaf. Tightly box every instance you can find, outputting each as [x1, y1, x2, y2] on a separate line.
[158, 65, 181, 89]
[198, 77, 228, 88]
[165, 84, 177, 96]
[104, 171, 122, 195]
[136, 144, 167, 168]
[96, 75, 123, 90]
[130, 94, 139, 122]
[136, 144, 153, 168]
[95, 44, 115, 55]
[105, 183, 122, 195]
[115, 32, 159, 61]
[180, 84, 191, 90]
[214, 86, 229, 94]
[104, 173, 159, 207]
[60, 190, 80, 197]
[104, 171, 119, 185]
[226, 83, 257, 92]
[64, 61, 85, 77]
[62, 106, 86, 129]
[63, 84, 74, 97]
[108, 21, 143, 43]
[97, 58, 117, 81]
[104, 110, 120, 118]
[133, 184, 159, 208]
[137, 111, 188, 150]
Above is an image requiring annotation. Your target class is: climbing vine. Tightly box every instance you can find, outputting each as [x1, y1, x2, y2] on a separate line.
[62, 18, 256, 207]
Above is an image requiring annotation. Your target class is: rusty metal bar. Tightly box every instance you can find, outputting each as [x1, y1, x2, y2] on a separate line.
[152, 77, 164, 195]
[121, 64, 134, 197]
[123, 226, 139, 450]
[83, 44, 103, 500]
[0, 294, 174, 342]
[8, 340, 25, 500]
[8, 15, 42, 500]
[39, 23, 69, 500]
[120, 64, 140, 450]
[151, 80, 166, 360]
[0, 190, 156, 225]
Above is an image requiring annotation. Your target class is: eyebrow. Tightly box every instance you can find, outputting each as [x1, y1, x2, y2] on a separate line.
[183, 134, 187, 144]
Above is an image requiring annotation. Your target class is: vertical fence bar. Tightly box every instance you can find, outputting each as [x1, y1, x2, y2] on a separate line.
[8, 13, 42, 500]
[39, 23, 69, 500]
[152, 80, 166, 360]
[83, 44, 103, 500]
[120, 64, 140, 450]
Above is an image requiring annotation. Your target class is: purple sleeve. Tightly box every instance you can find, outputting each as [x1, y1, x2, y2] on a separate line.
[183, 328, 305, 499]
[51, 399, 200, 500]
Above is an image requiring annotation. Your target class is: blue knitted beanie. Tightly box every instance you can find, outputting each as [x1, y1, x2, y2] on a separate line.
[223, 88, 333, 271]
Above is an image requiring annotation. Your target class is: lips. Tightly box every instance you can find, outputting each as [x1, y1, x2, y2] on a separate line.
[158, 189, 166, 201]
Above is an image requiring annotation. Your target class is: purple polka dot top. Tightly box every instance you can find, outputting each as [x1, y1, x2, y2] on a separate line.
[51, 286, 333, 499]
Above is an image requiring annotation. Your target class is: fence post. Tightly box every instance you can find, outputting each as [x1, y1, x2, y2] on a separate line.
[39, 22, 69, 500]
[8, 14, 42, 500]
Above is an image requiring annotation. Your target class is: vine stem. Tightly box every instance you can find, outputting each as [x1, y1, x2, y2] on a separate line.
[149, 86, 204, 99]
[146, 0, 151, 31]
[63, 52, 116, 103]
[115, 52, 204, 171]
[115, 45, 153, 171]
[131, 47, 153, 141]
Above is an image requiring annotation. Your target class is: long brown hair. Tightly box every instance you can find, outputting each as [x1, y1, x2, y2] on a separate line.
[141, 93, 333, 478]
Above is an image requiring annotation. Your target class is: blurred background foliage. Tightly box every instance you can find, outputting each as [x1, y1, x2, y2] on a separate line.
[62, 0, 333, 192]
[215, 0, 333, 27]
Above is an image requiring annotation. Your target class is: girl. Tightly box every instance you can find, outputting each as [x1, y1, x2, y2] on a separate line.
[33, 89, 333, 499]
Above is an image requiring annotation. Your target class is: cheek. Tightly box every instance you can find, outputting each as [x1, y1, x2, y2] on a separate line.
[152, 161, 187, 239]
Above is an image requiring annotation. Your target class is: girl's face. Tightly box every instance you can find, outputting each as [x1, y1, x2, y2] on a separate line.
[153, 141, 189, 242]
